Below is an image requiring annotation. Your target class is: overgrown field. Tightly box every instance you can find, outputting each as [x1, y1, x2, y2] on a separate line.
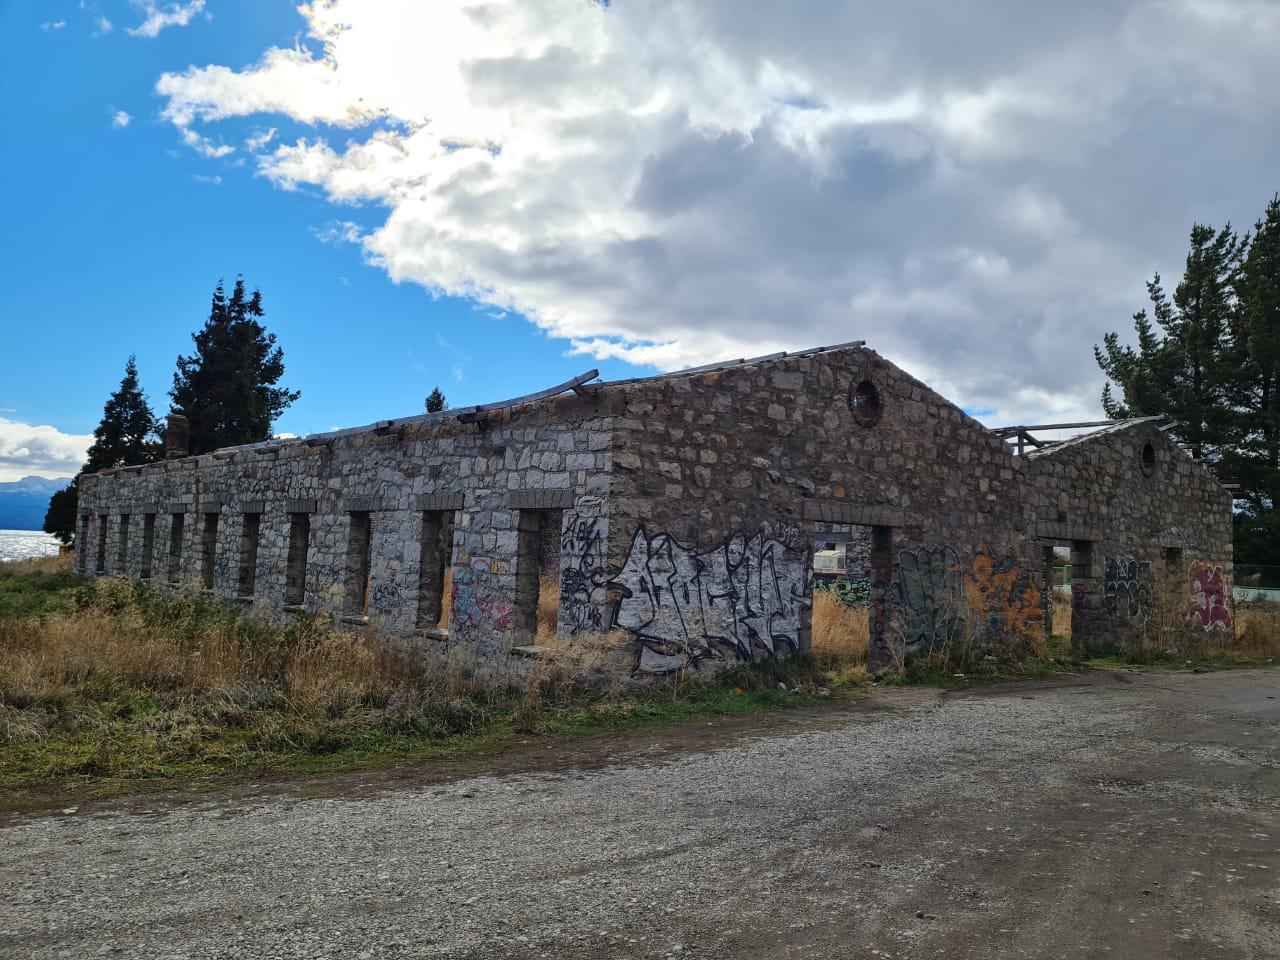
[2, 555, 1277, 801]
[0, 556, 827, 799]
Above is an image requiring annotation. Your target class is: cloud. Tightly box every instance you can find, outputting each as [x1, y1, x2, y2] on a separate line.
[95, 16, 114, 36]
[180, 126, 233, 158]
[41, 21, 68, 31]
[244, 127, 277, 152]
[0, 417, 92, 483]
[192, 174, 222, 185]
[153, 0, 1280, 423]
[310, 220, 363, 245]
[111, 110, 132, 129]
[127, 0, 206, 39]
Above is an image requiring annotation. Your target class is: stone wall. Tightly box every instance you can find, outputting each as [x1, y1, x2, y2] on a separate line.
[600, 346, 1047, 672]
[77, 392, 617, 668]
[1025, 421, 1234, 649]
[76, 343, 1233, 678]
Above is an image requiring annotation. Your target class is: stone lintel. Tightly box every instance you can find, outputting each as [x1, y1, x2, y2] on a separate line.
[509, 489, 575, 510]
[801, 499, 904, 528]
[1034, 521, 1104, 543]
[416, 492, 465, 512]
[239, 500, 265, 514]
[343, 495, 387, 513]
[286, 498, 318, 514]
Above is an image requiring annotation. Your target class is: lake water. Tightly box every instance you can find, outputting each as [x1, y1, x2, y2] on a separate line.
[0, 529, 63, 563]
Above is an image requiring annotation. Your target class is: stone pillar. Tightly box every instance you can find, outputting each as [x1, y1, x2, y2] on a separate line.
[866, 525, 895, 673]
[165, 414, 190, 459]
[1070, 540, 1097, 654]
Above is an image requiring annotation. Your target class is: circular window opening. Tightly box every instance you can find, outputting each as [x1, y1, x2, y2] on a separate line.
[1141, 442, 1156, 476]
[850, 380, 882, 427]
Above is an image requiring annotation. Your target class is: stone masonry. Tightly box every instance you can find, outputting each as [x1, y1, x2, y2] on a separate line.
[76, 343, 1233, 676]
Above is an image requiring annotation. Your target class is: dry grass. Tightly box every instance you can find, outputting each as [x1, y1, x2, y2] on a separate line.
[1098, 569, 1280, 664]
[1051, 588, 1073, 638]
[439, 566, 452, 630]
[0, 574, 499, 778]
[1235, 604, 1280, 657]
[4, 553, 73, 577]
[810, 590, 869, 683]
[534, 570, 559, 647]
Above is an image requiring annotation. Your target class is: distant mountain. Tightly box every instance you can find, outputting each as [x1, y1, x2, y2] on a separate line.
[0, 476, 73, 531]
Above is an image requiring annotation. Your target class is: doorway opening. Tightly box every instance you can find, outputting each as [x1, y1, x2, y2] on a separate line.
[811, 521, 890, 671]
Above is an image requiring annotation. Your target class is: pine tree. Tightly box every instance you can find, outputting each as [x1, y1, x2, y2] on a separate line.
[44, 355, 159, 543]
[169, 277, 300, 455]
[425, 386, 448, 413]
[1223, 196, 1280, 568]
[1095, 223, 1243, 460]
[84, 355, 160, 471]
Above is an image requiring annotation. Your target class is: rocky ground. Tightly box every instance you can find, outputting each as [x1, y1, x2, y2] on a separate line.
[3, 668, 1279, 959]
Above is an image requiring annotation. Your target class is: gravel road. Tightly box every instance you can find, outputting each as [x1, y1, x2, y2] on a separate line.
[3, 668, 1279, 959]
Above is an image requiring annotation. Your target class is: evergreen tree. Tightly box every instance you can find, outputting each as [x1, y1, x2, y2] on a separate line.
[1097, 198, 1280, 569]
[425, 386, 448, 413]
[84, 355, 160, 471]
[44, 355, 160, 543]
[1095, 223, 1242, 460]
[1222, 196, 1280, 567]
[43, 481, 78, 545]
[169, 277, 300, 455]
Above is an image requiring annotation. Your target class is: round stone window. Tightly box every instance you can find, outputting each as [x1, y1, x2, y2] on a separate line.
[1141, 442, 1156, 476]
[849, 380, 882, 427]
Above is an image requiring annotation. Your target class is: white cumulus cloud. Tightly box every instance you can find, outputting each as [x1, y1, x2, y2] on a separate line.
[0, 418, 93, 483]
[152, 0, 1280, 423]
[127, 0, 206, 39]
[111, 110, 132, 129]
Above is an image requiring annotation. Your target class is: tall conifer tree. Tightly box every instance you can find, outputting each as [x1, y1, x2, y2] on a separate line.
[169, 277, 300, 455]
[1222, 196, 1280, 566]
[44, 355, 159, 542]
[1095, 223, 1242, 460]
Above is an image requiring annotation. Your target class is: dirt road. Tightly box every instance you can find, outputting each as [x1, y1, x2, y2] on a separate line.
[3, 668, 1279, 959]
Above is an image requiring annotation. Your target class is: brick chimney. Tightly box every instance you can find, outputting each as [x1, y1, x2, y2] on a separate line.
[165, 413, 190, 459]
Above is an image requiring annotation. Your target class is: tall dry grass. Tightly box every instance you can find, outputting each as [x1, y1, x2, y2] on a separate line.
[810, 590, 869, 682]
[534, 571, 559, 647]
[0, 575, 496, 768]
[4, 553, 73, 576]
[1093, 568, 1280, 663]
[1051, 588, 1073, 637]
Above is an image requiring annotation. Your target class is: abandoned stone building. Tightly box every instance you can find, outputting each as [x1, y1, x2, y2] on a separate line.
[75, 342, 1234, 674]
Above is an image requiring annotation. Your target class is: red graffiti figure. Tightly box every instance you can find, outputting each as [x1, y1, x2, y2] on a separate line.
[1185, 561, 1232, 631]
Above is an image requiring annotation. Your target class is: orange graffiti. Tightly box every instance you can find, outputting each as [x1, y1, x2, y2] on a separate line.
[963, 547, 1045, 643]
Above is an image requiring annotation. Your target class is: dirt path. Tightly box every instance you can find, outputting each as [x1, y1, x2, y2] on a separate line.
[3, 669, 1278, 959]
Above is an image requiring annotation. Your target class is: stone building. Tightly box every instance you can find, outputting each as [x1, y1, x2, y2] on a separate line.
[75, 342, 1233, 674]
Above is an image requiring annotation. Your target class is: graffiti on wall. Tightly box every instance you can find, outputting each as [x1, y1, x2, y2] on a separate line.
[888, 545, 1043, 655]
[1185, 561, 1233, 631]
[451, 556, 514, 632]
[559, 514, 609, 634]
[1103, 556, 1152, 622]
[814, 577, 871, 606]
[965, 547, 1045, 644]
[609, 525, 809, 673]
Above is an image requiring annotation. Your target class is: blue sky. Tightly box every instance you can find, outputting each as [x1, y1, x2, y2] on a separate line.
[1, 0, 1276, 482]
[0, 1, 649, 480]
